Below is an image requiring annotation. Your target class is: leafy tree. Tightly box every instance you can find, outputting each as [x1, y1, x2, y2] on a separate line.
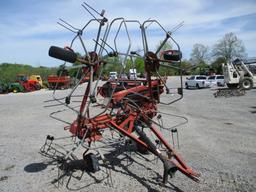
[210, 57, 226, 74]
[134, 57, 144, 74]
[104, 56, 122, 74]
[192, 62, 209, 75]
[180, 60, 193, 75]
[212, 32, 246, 63]
[190, 43, 209, 65]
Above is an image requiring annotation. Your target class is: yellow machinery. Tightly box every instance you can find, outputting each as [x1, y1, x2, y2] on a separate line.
[29, 75, 44, 88]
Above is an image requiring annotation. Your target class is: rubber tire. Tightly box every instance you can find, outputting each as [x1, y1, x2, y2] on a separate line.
[185, 83, 189, 89]
[240, 78, 253, 90]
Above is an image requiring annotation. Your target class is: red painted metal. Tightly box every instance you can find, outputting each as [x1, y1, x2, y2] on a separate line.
[65, 77, 199, 182]
[51, 46, 199, 183]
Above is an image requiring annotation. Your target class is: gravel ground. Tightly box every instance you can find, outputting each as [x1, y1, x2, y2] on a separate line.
[0, 77, 255, 192]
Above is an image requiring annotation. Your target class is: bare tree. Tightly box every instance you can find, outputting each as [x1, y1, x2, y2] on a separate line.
[212, 32, 246, 63]
[190, 43, 209, 65]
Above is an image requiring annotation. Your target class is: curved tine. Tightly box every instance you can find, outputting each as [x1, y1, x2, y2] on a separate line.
[141, 19, 168, 54]
[114, 19, 132, 68]
[140, 23, 148, 54]
[168, 34, 184, 98]
[120, 20, 142, 57]
[44, 94, 85, 103]
[51, 80, 80, 114]
[160, 95, 183, 105]
[155, 70, 169, 91]
[158, 67, 183, 105]
[86, 68, 118, 118]
[113, 19, 125, 52]
[57, 21, 77, 34]
[102, 17, 126, 52]
[100, 38, 115, 53]
[81, 18, 101, 31]
[80, 19, 107, 60]
[89, 61, 124, 119]
[52, 65, 65, 96]
[142, 19, 168, 34]
[67, 73, 87, 98]
[144, 19, 153, 30]
[91, 60, 106, 96]
[156, 110, 189, 130]
[70, 34, 80, 48]
[123, 19, 142, 26]
[137, 111, 188, 134]
[98, 22, 109, 56]
[141, 19, 184, 105]
[78, 35, 89, 59]
[83, 18, 127, 118]
[49, 36, 84, 113]
[59, 18, 80, 31]
[93, 39, 110, 55]
[82, 2, 104, 17]
[152, 111, 188, 132]
[49, 109, 72, 125]
[81, 4, 101, 23]
[94, 18, 108, 53]
[170, 21, 184, 34]
[50, 33, 77, 102]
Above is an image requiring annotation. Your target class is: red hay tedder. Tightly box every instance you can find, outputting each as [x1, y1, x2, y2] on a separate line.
[40, 2, 199, 187]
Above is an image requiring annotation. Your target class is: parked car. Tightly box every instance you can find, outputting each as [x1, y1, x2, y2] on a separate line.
[206, 75, 225, 87]
[185, 75, 208, 89]
[129, 69, 137, 80]
[109, 71, 118, 81]
[119, 73, 128, 80]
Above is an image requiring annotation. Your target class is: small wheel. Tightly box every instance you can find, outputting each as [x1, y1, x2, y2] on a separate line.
[83, 153, 100, 173]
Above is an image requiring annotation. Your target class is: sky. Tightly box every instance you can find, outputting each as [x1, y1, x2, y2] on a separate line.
[0, 0, 256, 67]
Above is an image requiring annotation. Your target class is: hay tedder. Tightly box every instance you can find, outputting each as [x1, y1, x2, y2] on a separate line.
[41, 2, 199, 186]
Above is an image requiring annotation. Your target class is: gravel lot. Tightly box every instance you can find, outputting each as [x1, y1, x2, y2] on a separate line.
[0, 77, 255, 192]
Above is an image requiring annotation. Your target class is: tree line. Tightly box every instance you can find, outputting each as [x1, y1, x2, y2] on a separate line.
[0, 32, 246, 83]
[189, 32, 246, 75]
[0, 63, 57, 83]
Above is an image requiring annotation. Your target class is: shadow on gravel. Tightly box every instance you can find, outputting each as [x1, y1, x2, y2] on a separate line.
[37, 142, 184, 191]
[250, 106, 256, 114]
[51, 159, 107, 191]
[101, 144, 184, 192]
[24, 162, 48, 173]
